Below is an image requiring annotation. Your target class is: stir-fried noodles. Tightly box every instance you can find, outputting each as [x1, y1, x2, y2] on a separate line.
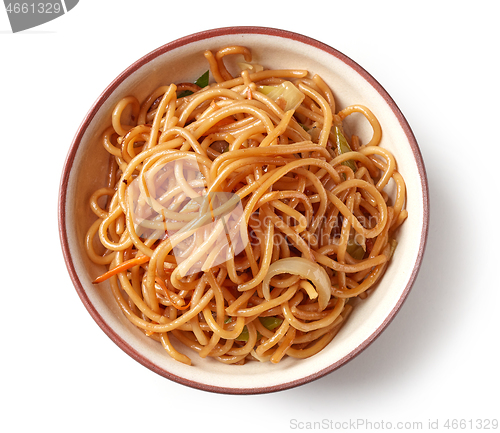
[86, 46, 408, 365]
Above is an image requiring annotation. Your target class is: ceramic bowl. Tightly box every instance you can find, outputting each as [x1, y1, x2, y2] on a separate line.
[59, 26, 429, 394]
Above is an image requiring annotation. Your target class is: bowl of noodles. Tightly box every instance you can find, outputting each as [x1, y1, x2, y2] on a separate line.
[59, 27, 429, 394]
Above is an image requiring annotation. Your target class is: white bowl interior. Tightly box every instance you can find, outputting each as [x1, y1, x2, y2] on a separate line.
[61, 29, 427, 393]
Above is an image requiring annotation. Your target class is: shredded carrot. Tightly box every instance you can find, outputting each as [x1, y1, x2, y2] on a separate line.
[155, 277, 191, 310]
[92, 255, 150, 284]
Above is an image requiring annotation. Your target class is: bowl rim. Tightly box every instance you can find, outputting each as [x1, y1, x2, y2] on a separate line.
[58, 26, 429, 395]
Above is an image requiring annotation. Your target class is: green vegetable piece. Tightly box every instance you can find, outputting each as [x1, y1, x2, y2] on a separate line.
[235, 326, 249, 342]
[259, 316, 283, 331]
[235, 316, 284, 341]
[177, 90, 194, 98]
[177, 70, 210, 98]
[334, 126, 357, 172]
[388, 238, 398, 259]
[194, 70, 209, 88]
[346, 236, 365, 260]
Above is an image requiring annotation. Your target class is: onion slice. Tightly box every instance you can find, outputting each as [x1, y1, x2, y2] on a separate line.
[262, 257, 332, 311]
[258, 81, 305, 111]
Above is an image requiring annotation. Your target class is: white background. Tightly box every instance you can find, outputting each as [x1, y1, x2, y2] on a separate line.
[1, 1, 498, 432]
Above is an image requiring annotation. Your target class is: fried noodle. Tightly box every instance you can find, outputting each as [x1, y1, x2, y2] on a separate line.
[85, 46, 408, 365]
